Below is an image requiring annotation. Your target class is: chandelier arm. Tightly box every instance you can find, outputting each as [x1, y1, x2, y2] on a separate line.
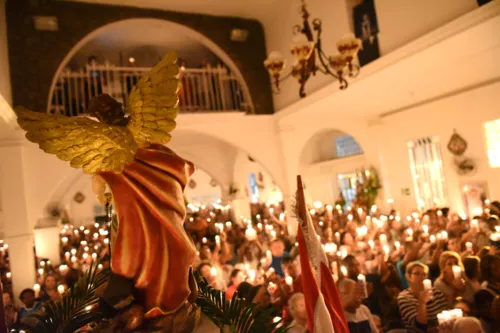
[277, 70, 294, 83]
[315, 45, 340, 80]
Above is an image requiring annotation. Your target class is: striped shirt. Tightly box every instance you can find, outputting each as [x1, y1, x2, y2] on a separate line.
[397, 288, 448, 333]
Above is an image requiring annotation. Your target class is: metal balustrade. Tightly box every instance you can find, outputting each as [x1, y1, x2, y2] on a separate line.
[48, 63, 251, 116]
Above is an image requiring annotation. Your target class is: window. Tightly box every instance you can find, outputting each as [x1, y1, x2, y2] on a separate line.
[337, 173, 357, 208]
[336, 135, 363, 158]
[485, 119, 500, 168]
[249, 173, 259, 203]
[408, 137, 448, 209]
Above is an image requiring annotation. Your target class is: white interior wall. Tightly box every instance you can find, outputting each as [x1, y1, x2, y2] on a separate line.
[261, 0, 482, 111]
[184, 168, 222, 205]
[375, 81, 500, 215]
[305, 154, 367, 205]
[232, 151, 283, 203]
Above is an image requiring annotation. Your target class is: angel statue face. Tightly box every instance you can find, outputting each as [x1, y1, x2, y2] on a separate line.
[88, 93, 128, 126]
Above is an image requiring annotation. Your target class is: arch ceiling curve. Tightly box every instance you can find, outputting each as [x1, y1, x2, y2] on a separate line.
[299, 128, 364, 168]
[47, 17, 254, 112]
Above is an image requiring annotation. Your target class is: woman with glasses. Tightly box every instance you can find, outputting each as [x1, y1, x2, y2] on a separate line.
[398, 262, 448, 333]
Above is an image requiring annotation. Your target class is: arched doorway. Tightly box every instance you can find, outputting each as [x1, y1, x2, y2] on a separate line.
[299, 129, 366, 207]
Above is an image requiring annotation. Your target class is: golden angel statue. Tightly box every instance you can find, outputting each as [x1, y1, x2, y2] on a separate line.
[17, 53, 200, 332]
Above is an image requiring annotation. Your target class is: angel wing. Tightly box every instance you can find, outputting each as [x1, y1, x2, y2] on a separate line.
[127, 52, 180, 146]
[16, 106, 138, 174]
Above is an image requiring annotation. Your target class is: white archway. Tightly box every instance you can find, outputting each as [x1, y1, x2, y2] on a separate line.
[47, 18, 254, 113]
[298, 128, 367, 206]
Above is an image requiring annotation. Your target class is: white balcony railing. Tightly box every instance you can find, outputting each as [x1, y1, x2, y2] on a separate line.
[48, 63, 251, 116]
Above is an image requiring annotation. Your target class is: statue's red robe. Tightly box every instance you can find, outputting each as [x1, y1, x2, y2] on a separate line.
[99, 144, 196, 316]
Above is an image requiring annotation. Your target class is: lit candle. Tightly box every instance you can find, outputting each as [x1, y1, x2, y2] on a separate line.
[71, 256, 77, 263]
[368, 240, 375, 249]
[202, 237, 207, 244]
[340, 265, 348, 276]
[245, 227, 257, 241]
[65, 252, 70, 260]
[379, 234, 388, 245]
[59, 264, 68, 275]
[94, 223, 100, 228]
[62, 237, 68, 244]
[452, 265, 461, 279]
[215, 235, 221, 245]
[83, 253, 89, 260]
[98, 264, 103, 270]
[422, 225, 429, 234]
[33, 284, 41, 297]
[441, 231, 448, 240]
[104, 238, 109, 245]
[423, 279, 432, 290]
[5, 272, 11, 279]
[324, 243, 337, 255]
[91, 253, 97, 260]
[40, 261, 45, 267]
[225, 221, 232, 228]
[270, 230, 277, 239]
[383, 245, 390, 261]
[273, 316, 281, 324]
[247, 269, 256, 282]
[266, 250, 272, 262]
[471, 219, 479, 230]
[38, 268, 44, 275]
[279, 213, 285, 221]
[57, 285, 65, 294]
[371, 205, 377, 213]
[395, 241, 401, 251]
[466, 242, 473, 252]
[285, 276, 293, 288]
[81, 240, 88, 246]
[430, 235, 436, 243]
[210, 267, 217, 277]
[358, 274, 368, 298]
[326, 205, 333, 212]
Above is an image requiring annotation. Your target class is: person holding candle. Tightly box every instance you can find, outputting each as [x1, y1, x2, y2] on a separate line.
[287, 293, 307, 333]
[269, 238, 288, 278]
[463, 256, 482, 294]
[434, 251, 475, 306]
[398, 262, 448, 333]
[281, 256, 302, 295]
[338, 278, 378, 333]
[18, 289, 42, 329]
[225, 269, 245, 300]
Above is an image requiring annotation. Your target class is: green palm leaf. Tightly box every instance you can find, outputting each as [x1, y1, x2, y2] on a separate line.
[195, 274, 290, 333]
[30, 262, 111, 333]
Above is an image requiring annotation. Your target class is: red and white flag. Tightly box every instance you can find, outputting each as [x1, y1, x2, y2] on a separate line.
[296, 175, 349, 333]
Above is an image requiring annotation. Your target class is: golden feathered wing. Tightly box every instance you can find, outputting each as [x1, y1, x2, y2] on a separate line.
[16, 107, 138, 174]
[16, 52, 181, 174]
[127, 52, 180, 146]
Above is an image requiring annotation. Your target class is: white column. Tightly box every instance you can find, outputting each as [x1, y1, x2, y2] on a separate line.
[0, 144, 37, 300]
[34, 225, 61, 265]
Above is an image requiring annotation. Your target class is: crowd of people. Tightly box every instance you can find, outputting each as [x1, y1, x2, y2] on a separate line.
[185, 200, 500, 333]
[2, 222, 111, 331]
[2, 198, 500, 332]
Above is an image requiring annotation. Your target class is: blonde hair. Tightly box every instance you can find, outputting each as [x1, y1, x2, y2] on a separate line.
[439, 251, 464, 277]
[405, 261, 429, 276]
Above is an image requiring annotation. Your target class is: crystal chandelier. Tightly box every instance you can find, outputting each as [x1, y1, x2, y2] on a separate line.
[264, 0, 362, 98]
